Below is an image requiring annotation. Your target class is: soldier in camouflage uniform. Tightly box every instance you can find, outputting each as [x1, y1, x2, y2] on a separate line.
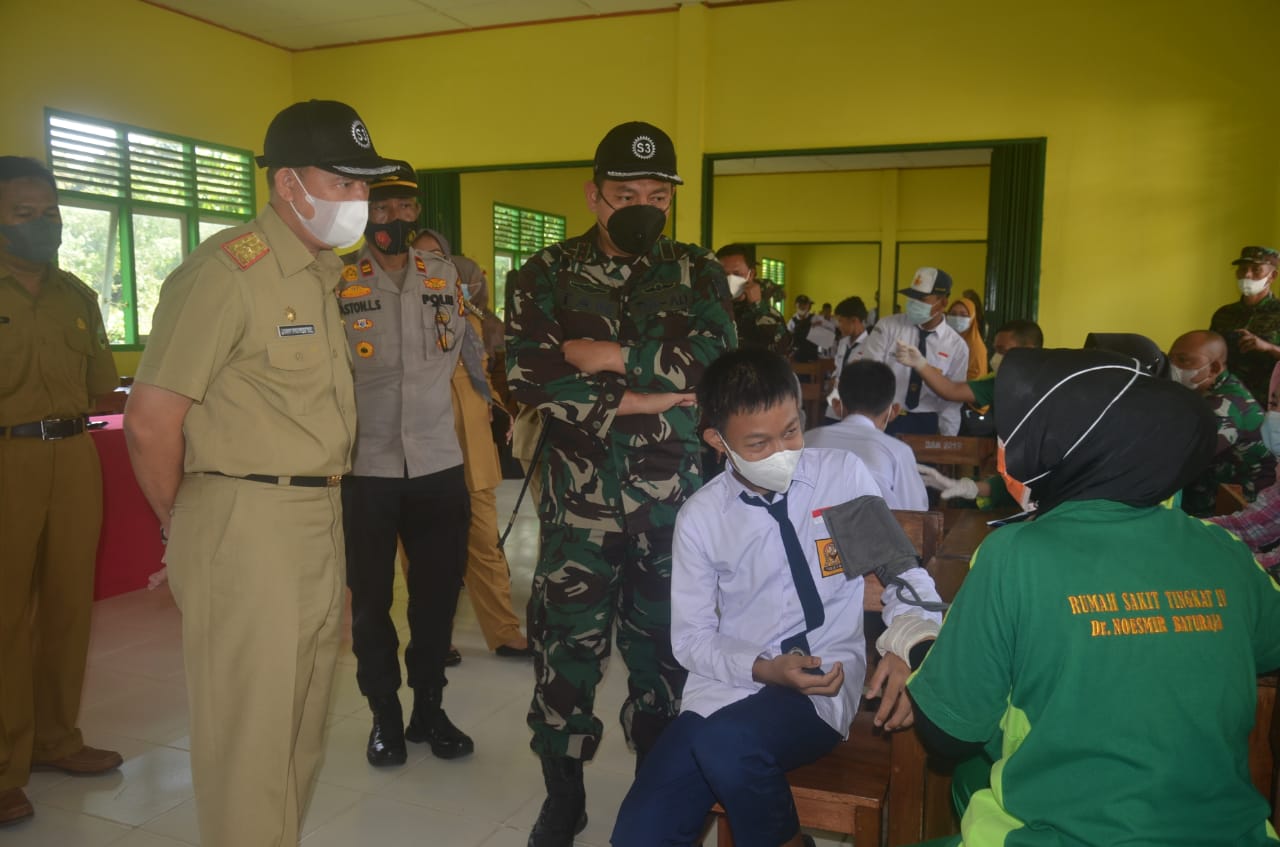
[505, 121, 736, 847]
[715, 243, 786, 352]
[1210, 245, 1280, 405]
[1168, 330, 1276, 516]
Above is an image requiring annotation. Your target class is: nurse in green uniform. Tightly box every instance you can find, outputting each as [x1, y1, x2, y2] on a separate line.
[907, 347, 1280, 847]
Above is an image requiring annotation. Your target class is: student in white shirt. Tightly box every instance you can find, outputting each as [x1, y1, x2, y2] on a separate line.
[611, 349, 942, 847]
[854, 267, 968, 436]
[824, 295, 870, 422]
[807, 360, 929, 511]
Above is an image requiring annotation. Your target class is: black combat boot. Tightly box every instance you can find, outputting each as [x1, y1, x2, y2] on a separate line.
[404, 686, 474, 759]
[527, 756, 588, 847]
[365, 694, 407, 767]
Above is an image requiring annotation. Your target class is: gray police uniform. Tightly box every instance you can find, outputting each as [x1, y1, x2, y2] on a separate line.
[339, 245, 470, 696]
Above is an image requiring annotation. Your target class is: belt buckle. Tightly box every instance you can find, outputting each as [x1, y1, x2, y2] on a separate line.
[40, 417, 70, 441]
[325, 474, 343, 487]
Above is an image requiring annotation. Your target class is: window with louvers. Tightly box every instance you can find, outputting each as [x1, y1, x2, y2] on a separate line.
[492, 202, 566, 318]
[45, 110, 255, 346]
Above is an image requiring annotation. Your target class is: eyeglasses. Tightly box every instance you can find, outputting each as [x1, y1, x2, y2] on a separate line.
[434, 306, 457, 352]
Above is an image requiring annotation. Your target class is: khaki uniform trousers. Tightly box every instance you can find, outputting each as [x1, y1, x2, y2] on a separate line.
[165, 474, 344, 847]
[0, 434, 102, 790]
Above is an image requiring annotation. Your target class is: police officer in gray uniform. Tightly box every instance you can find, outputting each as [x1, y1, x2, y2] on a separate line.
[340, 161, 474, 766]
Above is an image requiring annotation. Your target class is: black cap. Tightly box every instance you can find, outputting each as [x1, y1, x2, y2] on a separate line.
[593, 121, 682, 185]
[369, 160, 419, 200]
[256, 100, 398, 177]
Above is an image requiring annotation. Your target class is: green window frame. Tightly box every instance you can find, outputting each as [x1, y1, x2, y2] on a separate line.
[492, 202, 566, 317]
[45, 109, 256, 348]
[759, 256, 787, 310]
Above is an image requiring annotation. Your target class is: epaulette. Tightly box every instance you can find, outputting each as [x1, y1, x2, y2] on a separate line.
[571, 240, 593, 263]
[220, 232, 271, 270]
[61, 270, 102, 306]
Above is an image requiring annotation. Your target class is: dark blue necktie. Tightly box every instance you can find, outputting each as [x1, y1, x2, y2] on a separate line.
[905, 326, 931, 409]
[740, 492, 824, 655]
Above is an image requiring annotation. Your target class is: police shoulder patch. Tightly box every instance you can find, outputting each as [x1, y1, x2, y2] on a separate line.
[221, 232, 271, 270]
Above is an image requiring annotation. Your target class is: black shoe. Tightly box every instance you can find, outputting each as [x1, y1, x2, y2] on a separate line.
[365, 694, 407, 767]
[404, 687, 474, 759]
[445, 647, 462, 667]
[528, 756, 587, 847]
[495, 643, 534, 659]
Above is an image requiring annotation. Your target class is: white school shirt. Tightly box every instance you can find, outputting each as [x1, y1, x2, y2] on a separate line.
[853, 313, 969, 436]
[825, 330, 868, 420]
[804, 415, 929, 511]
[670, 448, 943, 737]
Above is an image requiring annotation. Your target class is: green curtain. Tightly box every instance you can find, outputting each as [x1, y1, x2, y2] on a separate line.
[418, 171, 462, 255]
[982, 140, 1046, 337]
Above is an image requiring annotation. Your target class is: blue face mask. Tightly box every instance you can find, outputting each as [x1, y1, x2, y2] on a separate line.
[1262, 411, 1280, 456]
[904, 298, 935, 326]
[0, 218, 62, 263]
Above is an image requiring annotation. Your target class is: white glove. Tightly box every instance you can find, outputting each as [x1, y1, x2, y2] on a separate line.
[916, 464, 952, 490]
[875, 613, 940, 660]
[916, 464, 980, 500]
[894, 339, 927, 370]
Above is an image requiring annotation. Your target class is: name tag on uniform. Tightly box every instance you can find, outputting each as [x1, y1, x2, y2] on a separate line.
[278, 324, 316, 337]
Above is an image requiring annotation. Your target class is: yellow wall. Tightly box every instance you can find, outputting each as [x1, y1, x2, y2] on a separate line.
[716, 166, 987, 315]
[10, 0, 1278, 372]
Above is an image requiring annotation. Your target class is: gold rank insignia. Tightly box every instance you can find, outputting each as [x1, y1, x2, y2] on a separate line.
[220, 232, 270, 270]
[423, 277, 447, 291]
[415, 256, 427, 273]
[342, 265, 359, 282]
[75, 317, 87, 330]
[352, 318, 374, 331]
[360, 259, 374, 277]
[285, 306, 296, 322]
[339, 284, 372, 299]
[815, 538, 844, 578]
[356, 340, 374, 358]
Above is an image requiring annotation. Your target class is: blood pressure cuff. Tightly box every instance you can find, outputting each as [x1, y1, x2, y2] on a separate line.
[820, 495, 920, 581]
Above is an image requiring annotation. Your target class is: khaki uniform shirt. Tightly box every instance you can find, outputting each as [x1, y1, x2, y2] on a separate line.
[451, 313, 502, 493]
[0, 267, 118, 426]
[341, 246, 464, 478]
[134, 204, 356, 477]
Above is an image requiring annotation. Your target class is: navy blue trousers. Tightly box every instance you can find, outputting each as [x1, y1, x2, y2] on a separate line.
[611, 685, 840, 847]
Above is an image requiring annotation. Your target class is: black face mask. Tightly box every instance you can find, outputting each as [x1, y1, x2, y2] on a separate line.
[605, 204, 666, 257]
[364, 219, 417, 255]
[0, 218, 62, 264]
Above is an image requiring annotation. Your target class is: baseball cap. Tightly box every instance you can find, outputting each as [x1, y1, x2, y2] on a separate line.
[369, 160, 419, 200]
[1231, 246, 1280, 266]
[900, 267, 953, 300]
[256, 100, 398, 177]
[593, 121, 682, 185]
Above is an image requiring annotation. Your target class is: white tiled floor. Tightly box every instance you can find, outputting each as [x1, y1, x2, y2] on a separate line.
[5, 481, 848, 846]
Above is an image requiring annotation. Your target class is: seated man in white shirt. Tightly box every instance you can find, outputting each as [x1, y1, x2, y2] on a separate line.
[823, 295, 870, 423]
[611, 349, 942, 847]
[806, 360, 929, 511]
[854, 267, 968, 436]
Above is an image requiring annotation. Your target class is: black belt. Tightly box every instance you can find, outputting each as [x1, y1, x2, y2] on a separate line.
[207, 471, 343, 488]
[0, 417, 88, 440]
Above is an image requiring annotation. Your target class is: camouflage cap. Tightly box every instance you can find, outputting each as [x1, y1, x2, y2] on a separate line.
[1231, 246, 1280, 266]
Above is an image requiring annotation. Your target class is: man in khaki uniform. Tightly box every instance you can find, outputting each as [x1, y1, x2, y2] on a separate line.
[0, 156, 121, 826]
[123, 101, 396, 846]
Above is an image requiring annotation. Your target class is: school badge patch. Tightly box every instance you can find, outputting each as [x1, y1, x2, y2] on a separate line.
[815, 538, 844, 578]
[221, 232, 270, 269]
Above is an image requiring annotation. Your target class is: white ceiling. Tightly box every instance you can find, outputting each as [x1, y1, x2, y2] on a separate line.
[714, 149, 992, 176]
[144, 0, 711, 50]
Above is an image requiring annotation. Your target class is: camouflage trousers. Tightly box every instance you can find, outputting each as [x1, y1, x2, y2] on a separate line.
[526, 523, 686, 761]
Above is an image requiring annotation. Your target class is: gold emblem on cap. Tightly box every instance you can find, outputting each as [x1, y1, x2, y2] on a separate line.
[285, 307, 296, 322]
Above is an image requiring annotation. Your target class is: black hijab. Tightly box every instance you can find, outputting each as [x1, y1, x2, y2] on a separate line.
[994, 348, 1216, 515]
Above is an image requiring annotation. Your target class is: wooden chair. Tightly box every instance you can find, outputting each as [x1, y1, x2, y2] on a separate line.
[897, 433, 996, 479]
[713, 509, 953, 847]
[792, 359, 835, 426]
[1215, 482, 1249, 517]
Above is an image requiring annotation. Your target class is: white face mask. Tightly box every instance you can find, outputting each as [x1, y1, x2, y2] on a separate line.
[904, 298, 935, 326]
[945, 315, 972, 333]
[719, 433, 802, 493]
[288, 169, 368, 248]
[1262, 411, 1280, 455]
[726, 274, 748, 299]
[1239, 276, 1270, 297]
[1168, 363, 1208, 391]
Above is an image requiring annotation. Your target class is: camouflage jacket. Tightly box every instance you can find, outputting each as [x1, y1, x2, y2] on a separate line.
[733, 298, 787, 352]
[1182, 369, 1277, 516]
[1209, 294, 1280, 404]
[506, 227, 737, 533]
